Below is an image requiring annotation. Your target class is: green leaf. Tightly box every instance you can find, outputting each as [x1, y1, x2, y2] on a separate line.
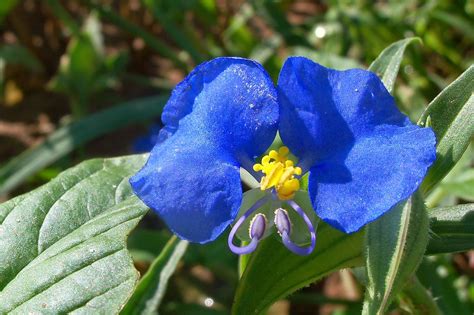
[45, 0, 80, 35]
[368, 37, 421, 93]
[419, 66, 474, 193]
[82, 0, 187, 69]
[121, 236, 188, 315]
[142, 0, 206, 63]
[0, 44, 43, 72]
[399, 276, 442, 315]
[418, 256, 473, 315]
[0, 154, 149, 313]
[427, 203, 474, 254]
[232, 224, 364, 315]
[363, 192, 430, 315]
[0, 95, 167, 195]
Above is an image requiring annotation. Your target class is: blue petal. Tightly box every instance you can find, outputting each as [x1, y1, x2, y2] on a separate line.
[131, 137, 242, 243]
[278, 57, 436, 233]
[278, 57, 410, 170]
[131, 57, 278, 243]
[308, 125, 435, 233]
[158, 57, 278, 168]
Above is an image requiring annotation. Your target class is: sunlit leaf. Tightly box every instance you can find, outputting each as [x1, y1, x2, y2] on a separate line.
[419, 66, 474, 192]
[363, 192, 429, 315]
[368, 37, 421, 92]
[0, 154, 149, 313]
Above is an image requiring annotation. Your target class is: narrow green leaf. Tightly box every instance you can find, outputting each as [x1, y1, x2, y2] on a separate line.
[82, 0, 187, 69]
[0, 95, 167, 195]
[122, 236, 188, 315]
[368, 37, 421, 93]
[0, 44, 43, 72]
[427, 203, 474, 254]
[419, 66, 474, 192]
[0, 154, 149, 313]
[363, 192, 430, 315]
[400, 276, 442, 315]
[45, 0, 81, 35]
[232, 224, 364, 315]
[142, 0, 206, 63]
[418, 256, 473, 315]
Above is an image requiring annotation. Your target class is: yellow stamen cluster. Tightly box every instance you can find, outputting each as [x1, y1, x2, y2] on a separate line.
[253, 146, 302, 200]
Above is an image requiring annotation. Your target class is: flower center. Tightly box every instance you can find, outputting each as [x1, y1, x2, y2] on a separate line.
[253, 146, 302, 200]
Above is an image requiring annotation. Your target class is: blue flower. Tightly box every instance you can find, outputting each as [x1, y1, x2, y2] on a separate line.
[130, 56, 436, 255]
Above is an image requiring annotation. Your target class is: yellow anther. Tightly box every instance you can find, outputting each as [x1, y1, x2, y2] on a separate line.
[295, 167, 302, 176]
[269, 150, 279, 160]
[253, 146, 302, 200]
[253, 164, 263, 172]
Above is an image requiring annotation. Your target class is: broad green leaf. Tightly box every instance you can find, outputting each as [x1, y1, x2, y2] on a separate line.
[363, 192, 429, 315]
[368, 37, 421, 93]
[441, 169, 474, 201]
[426, 203, 474, 254]
[0, 154, 149, 313]
[122, 236, 188, 315]
[232, 223, 364, 315]
[0, 95, 167, 195]
[419, 66, 474, 193]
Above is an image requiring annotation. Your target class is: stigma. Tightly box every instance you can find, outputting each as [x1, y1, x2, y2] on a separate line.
[253, 146, 302, 200]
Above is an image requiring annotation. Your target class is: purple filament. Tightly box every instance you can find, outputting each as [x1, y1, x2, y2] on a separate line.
[228, 196, 268, 255]
[280, 200, 317, 256]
